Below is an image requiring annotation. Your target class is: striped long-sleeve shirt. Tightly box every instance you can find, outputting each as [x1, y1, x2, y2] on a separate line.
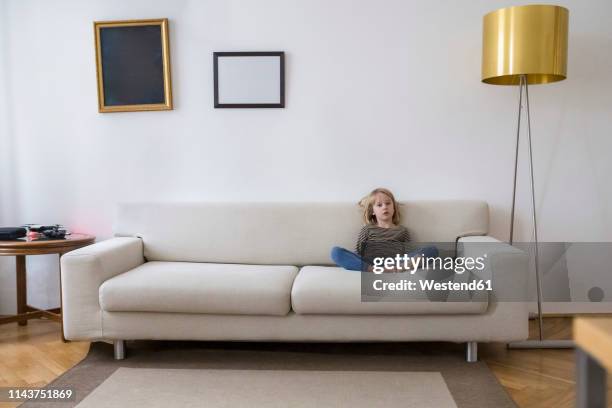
[356, 224, 415, 264]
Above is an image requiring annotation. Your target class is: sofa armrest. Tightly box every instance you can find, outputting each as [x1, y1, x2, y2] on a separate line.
[61, 237, 144, 340]
[457, 235, 529, 302]
[456, 236, 530, 341]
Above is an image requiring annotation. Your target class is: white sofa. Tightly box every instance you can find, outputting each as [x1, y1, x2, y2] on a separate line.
[60, 201, 529, 361]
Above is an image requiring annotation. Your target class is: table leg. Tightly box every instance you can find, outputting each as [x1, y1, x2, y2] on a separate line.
[16, 255, 27, 326]
[576, 347, 607, 408]
[58, 253, 67, 342]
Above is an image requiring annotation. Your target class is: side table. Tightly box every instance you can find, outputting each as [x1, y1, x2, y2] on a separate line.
[574, 316, 612, 408]
[0, 233, 95, 340]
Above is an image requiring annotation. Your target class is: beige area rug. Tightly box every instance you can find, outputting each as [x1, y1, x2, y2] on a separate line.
[21, 341, 516, 408]
[75, 368, 456, 408]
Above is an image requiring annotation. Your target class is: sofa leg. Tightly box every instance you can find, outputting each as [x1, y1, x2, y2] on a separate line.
[466, 341, 477, 362]
[114, 340, 126, 360]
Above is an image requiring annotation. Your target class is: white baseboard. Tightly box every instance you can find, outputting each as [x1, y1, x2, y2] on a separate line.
[540, 302, 612, 315]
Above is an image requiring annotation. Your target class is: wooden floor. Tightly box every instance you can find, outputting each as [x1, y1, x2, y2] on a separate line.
[482, 317, 612, 408]
[0, 317, 611, 407]
[0, 319, 88, 408]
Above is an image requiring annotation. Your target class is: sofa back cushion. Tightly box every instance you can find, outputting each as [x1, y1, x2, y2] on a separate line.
[113, 201, 488, 265]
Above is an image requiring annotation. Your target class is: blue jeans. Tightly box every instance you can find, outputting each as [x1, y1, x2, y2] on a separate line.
[330, 246, 439, 271]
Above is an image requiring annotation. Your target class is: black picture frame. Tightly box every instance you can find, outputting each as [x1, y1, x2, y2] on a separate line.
[213, 52, 285, 108]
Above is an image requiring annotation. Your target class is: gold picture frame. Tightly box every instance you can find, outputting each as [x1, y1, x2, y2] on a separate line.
[94, 18, 173, 113]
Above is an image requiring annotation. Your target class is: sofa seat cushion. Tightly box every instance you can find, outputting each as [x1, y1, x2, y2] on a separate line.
[100, 262, 298, 316]
[291, 266, 488, 315]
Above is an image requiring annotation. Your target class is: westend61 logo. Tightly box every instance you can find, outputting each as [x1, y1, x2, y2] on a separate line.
[371, 254, 487, 274]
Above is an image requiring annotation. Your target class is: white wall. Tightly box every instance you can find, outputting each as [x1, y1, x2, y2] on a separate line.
[1, 0, 611, 313]
[0, 1, 18, 313]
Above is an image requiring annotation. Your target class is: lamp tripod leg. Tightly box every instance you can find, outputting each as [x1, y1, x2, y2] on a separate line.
[509, 75, 523, 246]
[525, 79, 545, 342]
[507, 75, 573, 350]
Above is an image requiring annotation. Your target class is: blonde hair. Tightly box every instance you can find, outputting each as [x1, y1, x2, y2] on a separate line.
[358, 188, 401, 225]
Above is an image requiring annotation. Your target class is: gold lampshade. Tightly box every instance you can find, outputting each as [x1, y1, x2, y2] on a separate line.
[482, 4, 569, 85]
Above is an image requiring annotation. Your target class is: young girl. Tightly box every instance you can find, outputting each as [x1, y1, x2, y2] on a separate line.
[331, 188, 438, 272]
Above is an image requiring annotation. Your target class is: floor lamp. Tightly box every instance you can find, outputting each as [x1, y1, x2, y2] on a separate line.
[482, 5, 573, 348]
